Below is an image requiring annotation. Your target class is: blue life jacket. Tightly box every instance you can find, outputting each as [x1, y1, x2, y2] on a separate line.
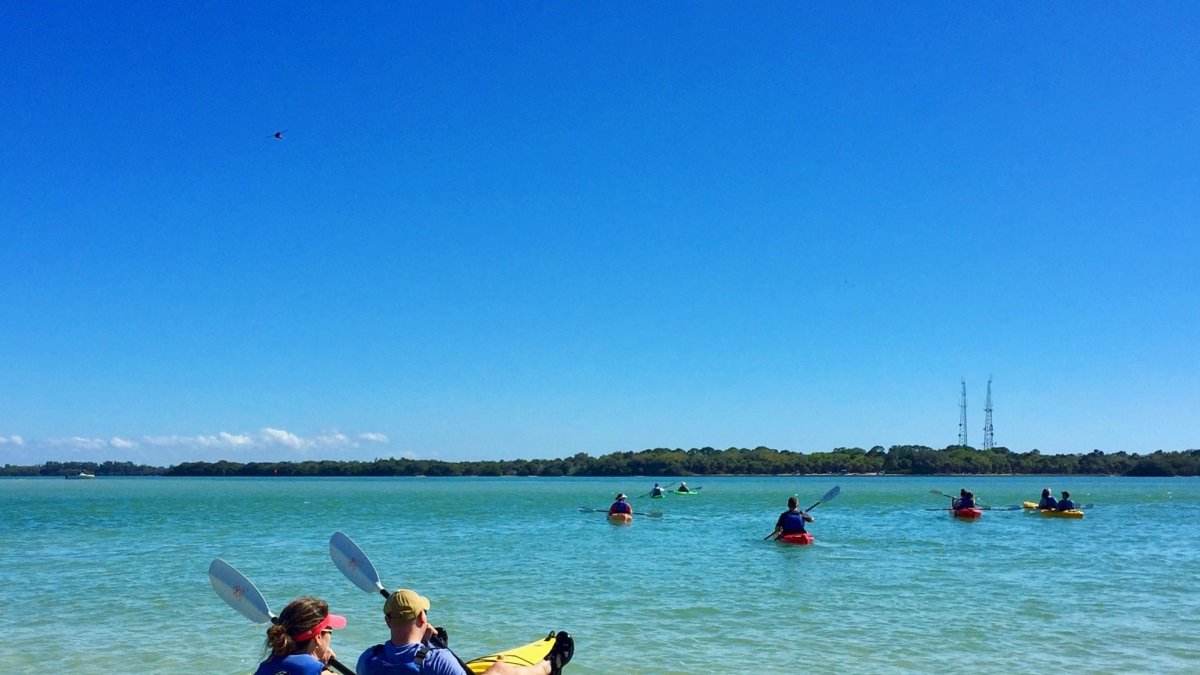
[254, 653, 327, 675]
[1057, 499, 1076, 510]
[777, 510, 807, 534]
[1038, 497, 1058, 509]
[358, 641, 468, 675]
[609, 501, 631, 514]
[956, 497, 975, 509]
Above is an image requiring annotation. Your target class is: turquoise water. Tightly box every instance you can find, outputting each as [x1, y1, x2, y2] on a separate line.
[3, 475, 1198, 673]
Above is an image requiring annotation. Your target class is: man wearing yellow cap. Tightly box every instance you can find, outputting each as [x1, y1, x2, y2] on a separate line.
[356, 589, 572, 675]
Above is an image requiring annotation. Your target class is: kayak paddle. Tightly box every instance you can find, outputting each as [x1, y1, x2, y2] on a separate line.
[578, 506, 663, 518]
[208, 559, 354, 675]
[330, 531, 469, 669]
[763, 485, 840, 540]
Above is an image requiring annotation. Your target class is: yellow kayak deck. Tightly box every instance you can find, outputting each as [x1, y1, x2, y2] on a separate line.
[466, 633, 557, 674]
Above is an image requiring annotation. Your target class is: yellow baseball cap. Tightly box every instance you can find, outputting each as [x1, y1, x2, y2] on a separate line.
[384, 589, 431, 620]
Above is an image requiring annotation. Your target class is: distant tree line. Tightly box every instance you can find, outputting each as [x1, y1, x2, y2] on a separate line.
[3, 446, 1198, 477]
[0, 460, 163, 477]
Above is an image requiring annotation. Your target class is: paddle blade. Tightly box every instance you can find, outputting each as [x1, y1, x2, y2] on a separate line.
[209, 558, 273, 624]
[330, 531, 385, 596]
[643, 511, 663, 518]
[821, 485, 841, 503]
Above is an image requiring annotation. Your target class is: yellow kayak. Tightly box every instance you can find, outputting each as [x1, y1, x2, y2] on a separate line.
[1022, 501, 1084, 518]
[467, 633, 560, 674]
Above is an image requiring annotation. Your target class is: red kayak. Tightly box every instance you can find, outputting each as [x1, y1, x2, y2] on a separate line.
[777, 532, 815, 545]
[952, 507, 982, 519]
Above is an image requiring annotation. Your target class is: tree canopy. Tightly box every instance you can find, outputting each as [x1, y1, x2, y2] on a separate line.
[4, 446, 1198, 477]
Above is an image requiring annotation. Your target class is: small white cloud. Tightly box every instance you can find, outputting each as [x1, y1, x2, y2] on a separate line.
[0, 435, 25, 446]
[50, 436, 111, 450]
[142, 435, 190, 447]
[259, 428, 303, 448]
[110, 437, 135, 448]
[358, 432, 388, 443]
[310, 431, 351, 448]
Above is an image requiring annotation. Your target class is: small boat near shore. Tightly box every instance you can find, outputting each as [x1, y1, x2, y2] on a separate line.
[65, 472, 95, 479]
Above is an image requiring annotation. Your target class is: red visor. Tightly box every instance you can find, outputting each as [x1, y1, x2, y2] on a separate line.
[291, 613, 347, 642]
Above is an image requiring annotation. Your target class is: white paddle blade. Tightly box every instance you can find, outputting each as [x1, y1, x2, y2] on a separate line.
[330, 531, 385, 595]
[209, 558, 273, 624]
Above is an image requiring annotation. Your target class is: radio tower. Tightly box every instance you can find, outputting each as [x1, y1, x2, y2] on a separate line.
[983, 377, 995, 450]
[958, 378, 968, 447]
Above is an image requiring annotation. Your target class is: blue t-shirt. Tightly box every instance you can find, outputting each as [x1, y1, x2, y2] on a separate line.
[775, 510, 807, 534]
[1057, 499, 1076, 510]
[357, 641, 466, 675]
[255, 653, 327, 675]
[1038, 496, 1058, 509]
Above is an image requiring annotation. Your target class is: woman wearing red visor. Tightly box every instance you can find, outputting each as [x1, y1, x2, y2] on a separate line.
[255, 596, 347, 675]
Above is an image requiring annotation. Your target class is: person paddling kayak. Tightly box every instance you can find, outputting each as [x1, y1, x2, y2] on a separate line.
[1056, 490, 1076, 511]
[676, 482, 691, 493]
[649, 483, 665, 497]
[1037, 488, 1058, 510]
[254, 596, 347, 675]
[608, 493, 632, 516]
[951, 489, 976, 510]
[770, 495, 814, 540]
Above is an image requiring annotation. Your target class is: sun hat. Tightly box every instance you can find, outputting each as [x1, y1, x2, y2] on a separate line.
[384, 589, 431, 621]
[616, 493, 627, 500]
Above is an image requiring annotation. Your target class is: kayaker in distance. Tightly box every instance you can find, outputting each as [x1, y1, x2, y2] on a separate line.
[1037, 488, 1058, 509]
[650, 483, 664, 497]
[608, 493, 632, 516]
[770, 495, 814, 540]
[357, 589, 573, 675]
[952, 489, 976, 510]
[676, 482, 691, 493]
[254, 596, 346, 675]
[1056, 491, 1076, 511]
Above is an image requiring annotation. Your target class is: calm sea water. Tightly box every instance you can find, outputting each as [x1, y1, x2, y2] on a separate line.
[2, 475, 1198, 673]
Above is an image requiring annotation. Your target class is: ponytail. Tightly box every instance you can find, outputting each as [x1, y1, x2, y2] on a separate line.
[262, 596, 328, 658]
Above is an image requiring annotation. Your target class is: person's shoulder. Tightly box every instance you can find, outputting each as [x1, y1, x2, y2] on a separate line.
[357, 643, 384, 672]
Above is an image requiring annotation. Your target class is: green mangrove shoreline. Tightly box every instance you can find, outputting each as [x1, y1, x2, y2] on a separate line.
[5, 444, 1198, 478]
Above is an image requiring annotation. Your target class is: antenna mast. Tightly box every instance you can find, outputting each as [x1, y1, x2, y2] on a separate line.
[983, 377, 994, 450]
[958, 378, 968, 447]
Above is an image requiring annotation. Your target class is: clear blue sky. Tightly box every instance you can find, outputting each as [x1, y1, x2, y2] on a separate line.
[3, 2, 1197, 466]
